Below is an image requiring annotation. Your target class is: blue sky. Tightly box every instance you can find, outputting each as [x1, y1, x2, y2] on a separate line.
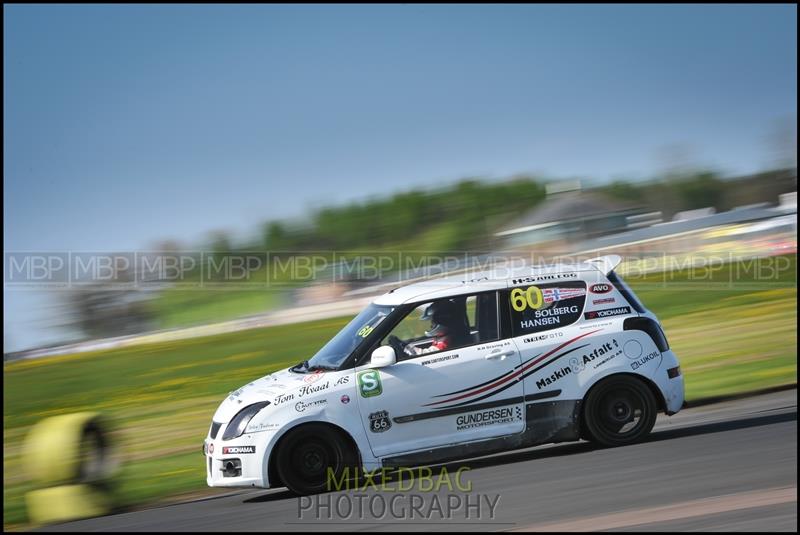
[3, 4, 797, 350]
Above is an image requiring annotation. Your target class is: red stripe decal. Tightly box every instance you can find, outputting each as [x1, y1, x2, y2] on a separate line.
[423, 329, 601, 407]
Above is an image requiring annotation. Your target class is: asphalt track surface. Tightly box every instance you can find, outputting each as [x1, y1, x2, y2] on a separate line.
[49, 390, 797, 532]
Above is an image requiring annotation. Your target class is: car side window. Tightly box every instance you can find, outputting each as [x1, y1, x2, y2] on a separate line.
[381, 292, 499, 361]
[505, 281, 587, 337]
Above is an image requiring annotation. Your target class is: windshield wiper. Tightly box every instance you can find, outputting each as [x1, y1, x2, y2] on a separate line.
[291, 359, 310, 372]
[292, 360, 336, 373]
[306, 364, 338, 372]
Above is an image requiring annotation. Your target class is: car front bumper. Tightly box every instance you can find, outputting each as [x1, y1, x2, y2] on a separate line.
[204, 437, 270, 489]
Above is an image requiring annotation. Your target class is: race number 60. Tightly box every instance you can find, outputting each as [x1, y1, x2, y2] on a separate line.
[510, 286, 544, 312]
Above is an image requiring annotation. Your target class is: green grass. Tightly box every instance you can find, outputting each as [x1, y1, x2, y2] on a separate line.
[625, 253, 796, 320]
[149, 287, 286, 329]
[146, 224, 497, 331]
[660, 290, 796, 400]
[3, 254, 796, 529]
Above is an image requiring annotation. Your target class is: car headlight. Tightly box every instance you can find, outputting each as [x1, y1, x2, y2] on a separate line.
[222, 401, 270, 441]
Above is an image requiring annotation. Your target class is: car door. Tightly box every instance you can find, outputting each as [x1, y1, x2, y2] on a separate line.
[355, 292, 525, 458]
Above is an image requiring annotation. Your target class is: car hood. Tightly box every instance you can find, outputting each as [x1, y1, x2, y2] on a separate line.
[212, 366, 307, 423]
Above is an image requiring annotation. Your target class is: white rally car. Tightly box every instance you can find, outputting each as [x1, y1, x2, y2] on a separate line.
[204, 255, 684, 494]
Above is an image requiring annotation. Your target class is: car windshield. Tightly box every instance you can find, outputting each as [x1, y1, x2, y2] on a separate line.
[301, 303, 395, 371]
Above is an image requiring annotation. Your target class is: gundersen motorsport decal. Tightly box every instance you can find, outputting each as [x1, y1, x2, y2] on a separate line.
[421, 330, 601, 409]
[584, 306, 631, 320]
[592, 297, 616, 305]
[222, 446, 255, 455]
[368, 410, 392, 433]
[589, 283, 613, 294]
[455, 406, 522, 431]
[357, 370, 383, 398]
[394, 391, 560, 424]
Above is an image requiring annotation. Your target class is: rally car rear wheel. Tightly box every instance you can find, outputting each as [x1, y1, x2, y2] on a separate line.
[275, 424, 356, 495]
[583, 375, 657, 447]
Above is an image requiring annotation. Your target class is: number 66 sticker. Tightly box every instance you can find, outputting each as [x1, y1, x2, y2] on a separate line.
[510, 286, 544, 312]
[368, 410, 391, 433]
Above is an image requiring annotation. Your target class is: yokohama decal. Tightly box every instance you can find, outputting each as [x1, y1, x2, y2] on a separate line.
[584, 306, 631, 320]
[222, 446, 255, 454]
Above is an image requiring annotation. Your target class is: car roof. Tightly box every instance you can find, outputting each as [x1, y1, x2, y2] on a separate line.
[373, 255, 621, 306]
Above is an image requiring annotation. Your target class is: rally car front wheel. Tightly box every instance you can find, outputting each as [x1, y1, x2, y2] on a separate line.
[582, 375, 657, 447]
[275, 424, 357, 495]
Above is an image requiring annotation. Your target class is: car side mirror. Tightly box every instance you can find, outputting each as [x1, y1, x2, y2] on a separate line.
[370, 346, 396, 368]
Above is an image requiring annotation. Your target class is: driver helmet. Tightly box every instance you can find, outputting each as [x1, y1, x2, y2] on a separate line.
[422, 300, 459, 338]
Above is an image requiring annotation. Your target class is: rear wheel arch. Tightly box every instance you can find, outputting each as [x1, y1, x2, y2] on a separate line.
[584, 372, 666, 414]
[580, 372, 662, 446]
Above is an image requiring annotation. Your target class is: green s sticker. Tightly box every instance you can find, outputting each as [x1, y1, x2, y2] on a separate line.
[357, 370, 383, 398]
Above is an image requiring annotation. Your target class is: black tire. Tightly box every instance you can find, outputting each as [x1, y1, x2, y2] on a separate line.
[583, 375, 657, 447]
[579, 419, 596, 442]
[275, 424, 357, 495]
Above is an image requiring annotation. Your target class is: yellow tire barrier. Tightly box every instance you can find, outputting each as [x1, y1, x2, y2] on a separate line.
[24, 412, 114, 486]
[25, 484, 113, 525]
[23, 412, 118, 524]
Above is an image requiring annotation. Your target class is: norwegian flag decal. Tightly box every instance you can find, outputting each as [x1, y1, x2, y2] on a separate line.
[541, 287, 586, 303]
